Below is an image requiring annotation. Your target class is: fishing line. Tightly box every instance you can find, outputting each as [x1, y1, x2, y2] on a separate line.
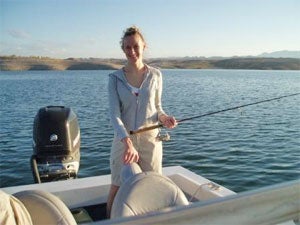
[130, 92, 300, 135]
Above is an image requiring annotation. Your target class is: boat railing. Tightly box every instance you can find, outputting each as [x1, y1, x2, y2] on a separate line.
[97, 179, 300, 225]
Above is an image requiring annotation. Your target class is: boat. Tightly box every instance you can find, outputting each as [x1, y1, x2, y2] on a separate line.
[1, 106, 299, 224]
[1, 165, 299, 225]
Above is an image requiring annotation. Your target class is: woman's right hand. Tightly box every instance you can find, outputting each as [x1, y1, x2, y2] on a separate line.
[159, 114, 177, 129]
[122, 137, 139, 164]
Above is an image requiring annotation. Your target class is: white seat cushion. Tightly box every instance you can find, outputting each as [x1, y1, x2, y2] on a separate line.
[111, 172, 189, 218]
[0, 190, 33, 225]
[120, 162, 142, 184]
[14, 190, 76, 225]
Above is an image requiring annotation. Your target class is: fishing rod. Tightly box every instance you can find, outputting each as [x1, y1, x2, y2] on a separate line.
[129, 92, 300, 135]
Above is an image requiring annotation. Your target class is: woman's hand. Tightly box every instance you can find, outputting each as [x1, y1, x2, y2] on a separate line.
[122, 137, 139, 164]
[159, 114, 177, 129]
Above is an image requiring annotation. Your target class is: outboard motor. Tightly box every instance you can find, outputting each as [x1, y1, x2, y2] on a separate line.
[31, 106, 80, 183]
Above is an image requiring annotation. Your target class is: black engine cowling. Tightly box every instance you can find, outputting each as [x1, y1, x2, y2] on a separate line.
[31, 106, 80, 183]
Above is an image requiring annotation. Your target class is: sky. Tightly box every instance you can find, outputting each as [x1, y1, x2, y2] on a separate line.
[1, 0, 299, 59]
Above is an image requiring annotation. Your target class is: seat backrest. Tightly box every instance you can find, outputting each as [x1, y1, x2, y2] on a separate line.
[120, 162, 142, 183]
[111, 172, 189, 218]
[14, 190, 77, 225]
[0, 190, 33, 225]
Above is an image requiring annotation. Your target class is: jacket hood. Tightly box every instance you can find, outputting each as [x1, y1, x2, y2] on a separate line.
[109, 68, 126, 83]
[109, 64, 154, 83]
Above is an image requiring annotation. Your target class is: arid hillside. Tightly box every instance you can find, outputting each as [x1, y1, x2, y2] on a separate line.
[1, 56, 299, 71]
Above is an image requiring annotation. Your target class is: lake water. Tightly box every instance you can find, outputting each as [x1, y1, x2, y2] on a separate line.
[0, 69, 299, 193]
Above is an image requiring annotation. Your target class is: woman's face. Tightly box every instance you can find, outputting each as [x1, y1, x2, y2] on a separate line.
[122, 34, 145, 63]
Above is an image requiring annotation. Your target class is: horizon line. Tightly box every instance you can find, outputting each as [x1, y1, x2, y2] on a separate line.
[1, 50, 300, 60]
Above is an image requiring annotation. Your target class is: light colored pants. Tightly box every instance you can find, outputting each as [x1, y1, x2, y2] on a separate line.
[110, 130, 162, 186]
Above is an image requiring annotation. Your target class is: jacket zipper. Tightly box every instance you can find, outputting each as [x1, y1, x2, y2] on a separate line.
[134, 94, 139, 130]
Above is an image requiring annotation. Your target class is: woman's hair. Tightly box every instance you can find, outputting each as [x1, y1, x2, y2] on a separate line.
[120, 26, 146, 50]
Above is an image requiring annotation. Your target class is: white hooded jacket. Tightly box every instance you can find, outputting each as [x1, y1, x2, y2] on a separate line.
[108, 65, 165, 140]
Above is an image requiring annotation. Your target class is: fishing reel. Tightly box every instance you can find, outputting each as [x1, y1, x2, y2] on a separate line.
[157, 131, 170, 142]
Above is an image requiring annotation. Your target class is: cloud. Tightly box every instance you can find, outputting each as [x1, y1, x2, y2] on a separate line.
[1, 33, 121, 58]
[84, 37, 97, 45]
[7, 29, 31, 39]
[25, 39, 69, 57]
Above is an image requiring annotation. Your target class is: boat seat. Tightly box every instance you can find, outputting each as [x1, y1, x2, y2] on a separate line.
[111, 164, 189, 218]
[0, 190, 33, 225]
[120, 162, 142, 184]
[13, 189, 77, 225]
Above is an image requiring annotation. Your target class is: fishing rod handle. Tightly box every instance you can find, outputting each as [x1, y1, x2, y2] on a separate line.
[130, 124, 163, 134]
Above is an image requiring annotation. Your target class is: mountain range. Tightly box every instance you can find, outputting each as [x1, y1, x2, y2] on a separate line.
[1, 51, 299, 71]
[256, 50, 300, 59]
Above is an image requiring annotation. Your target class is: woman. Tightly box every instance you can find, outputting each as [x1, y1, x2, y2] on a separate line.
[107, 26, 177, 217]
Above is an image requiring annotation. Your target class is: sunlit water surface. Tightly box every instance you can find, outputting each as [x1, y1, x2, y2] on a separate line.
[0, 69, 299, 192]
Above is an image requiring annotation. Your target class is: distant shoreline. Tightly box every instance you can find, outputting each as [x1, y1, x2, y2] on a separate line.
[1, 56, 300, 71]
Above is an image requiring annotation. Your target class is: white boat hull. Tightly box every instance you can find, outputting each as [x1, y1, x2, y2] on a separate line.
[2, 166, 299, 225]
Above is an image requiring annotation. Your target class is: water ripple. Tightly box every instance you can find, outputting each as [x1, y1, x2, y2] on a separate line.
[1, 70, 299, 192]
